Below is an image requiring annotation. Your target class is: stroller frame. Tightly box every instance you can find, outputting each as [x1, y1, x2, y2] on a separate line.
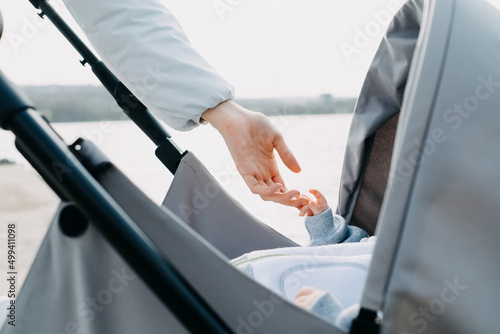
[0, 1, 230, 332]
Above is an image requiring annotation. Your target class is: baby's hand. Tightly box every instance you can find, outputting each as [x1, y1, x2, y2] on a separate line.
[294, 286, 327, 310]
[297, 189, 329, 217]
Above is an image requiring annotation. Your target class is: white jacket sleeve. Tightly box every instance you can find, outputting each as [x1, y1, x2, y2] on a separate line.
[62, 0, 235, 131]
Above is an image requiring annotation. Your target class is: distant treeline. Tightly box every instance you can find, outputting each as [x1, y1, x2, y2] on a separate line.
[20, 85, 356, 123]
[20, 85, 128, 123]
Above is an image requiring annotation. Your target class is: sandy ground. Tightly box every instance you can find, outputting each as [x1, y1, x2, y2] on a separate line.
[0, 164, 59, 295]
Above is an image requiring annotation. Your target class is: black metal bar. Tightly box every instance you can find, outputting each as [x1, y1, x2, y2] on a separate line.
[28, 0, 186, 173]
[0, 73, 231, 334]
[30, 0, 98, 66]
[349, 308, 380, 334]
[0, 9, 4, 40]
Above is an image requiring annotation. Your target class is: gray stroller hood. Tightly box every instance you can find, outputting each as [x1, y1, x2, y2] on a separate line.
[2, 0, 500, 333]
[340, 0, 500, 333]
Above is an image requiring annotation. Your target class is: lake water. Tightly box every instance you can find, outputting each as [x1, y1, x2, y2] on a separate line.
[0, 114, 353, 245]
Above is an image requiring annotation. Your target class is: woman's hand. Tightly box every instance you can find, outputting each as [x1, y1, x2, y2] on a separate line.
[202, 100, 308, 207]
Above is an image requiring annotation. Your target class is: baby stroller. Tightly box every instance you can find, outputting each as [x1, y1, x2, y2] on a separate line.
[1, 0, 499, 333]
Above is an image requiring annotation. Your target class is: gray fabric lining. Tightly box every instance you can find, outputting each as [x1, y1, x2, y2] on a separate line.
[337, 0, 422, 235]
[163, 152, 298, 259]
[2, 151, 340, 334]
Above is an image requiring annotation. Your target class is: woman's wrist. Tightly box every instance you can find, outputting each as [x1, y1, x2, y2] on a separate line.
[201, 100, 250, 135]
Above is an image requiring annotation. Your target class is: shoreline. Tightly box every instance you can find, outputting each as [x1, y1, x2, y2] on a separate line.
[0, 164, 59, 292]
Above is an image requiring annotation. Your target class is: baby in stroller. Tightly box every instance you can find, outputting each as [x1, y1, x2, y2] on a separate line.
[231, 189, 374, 331]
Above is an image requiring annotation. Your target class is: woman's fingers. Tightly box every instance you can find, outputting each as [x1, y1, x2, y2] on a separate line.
[244, 176, 307, 207]
[271, 174, 286, 189]
[244, 176, 282, 195]
[274, 134, 301, 173]
[262, 190, 308, 207]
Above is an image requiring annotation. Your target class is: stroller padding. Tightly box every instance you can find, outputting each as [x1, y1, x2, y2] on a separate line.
[337, 0, 421, 234]
[350, 114, 399, 235]
[163, 151, 298, 259]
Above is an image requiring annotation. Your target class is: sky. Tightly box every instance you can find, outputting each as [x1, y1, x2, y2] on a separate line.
[0, 0, 478, 99]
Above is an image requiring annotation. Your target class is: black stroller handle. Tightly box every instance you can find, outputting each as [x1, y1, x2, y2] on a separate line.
[0, 9, 3, 41]
[28, 0, 187, 174]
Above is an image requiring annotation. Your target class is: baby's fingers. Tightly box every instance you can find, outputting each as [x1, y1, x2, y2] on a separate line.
[309, 189, 326, 205]
[308, 189, 329, 215]
[308, 201, 321, 216]
[298, 205, 310, 217]
[294, 287, 326, 310]
[295, 286, 318, 299]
